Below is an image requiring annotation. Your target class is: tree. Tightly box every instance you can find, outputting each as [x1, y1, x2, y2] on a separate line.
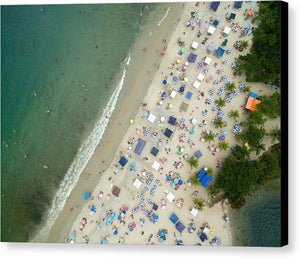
[232, 145, 250, 160]
[257, 93, 281, 119]
[193, 198, 205, 211]
[251, 143, 266, 155]
[204, 131, 215, 143]
[238, 124, 266, 148]
[206, 167, 214, 176]
[242, 86, 251, 94]
[219, 141, 229, 151]
[215, 98, 226, 108]
[226, 82, 236, 93]
[214, 118, 224, 129]
[241, 40, 249, 50]
[189, 174, 200, 186]
[187, 155, 198, 170]
[248, 111, 266, 126]
[268, 126, 281, 143]
[229, 110, 239, 120]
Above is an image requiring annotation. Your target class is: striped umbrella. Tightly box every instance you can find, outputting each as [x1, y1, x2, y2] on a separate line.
[227, 48, 232, 53]
[204, 67, 209, 72]
[232, 62, 237, 68]
[223, 58, 228, 64]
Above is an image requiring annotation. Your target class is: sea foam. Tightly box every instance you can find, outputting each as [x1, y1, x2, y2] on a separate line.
[30, 55, 130, 242]
[157, 6, 171, 27]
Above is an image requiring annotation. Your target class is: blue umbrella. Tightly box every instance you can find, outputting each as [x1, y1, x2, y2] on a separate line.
[163, 80, 167, 84]
[179, 86, 185, 92]
[204, 67, 209, 72]
[216, 16, 221, 21]
[101, 238, 108, 244]
[227, 48, 232, 53]
[223, 58, 228, 63]
[158, 141, 162, 147]
[160, 231, 165, 237]
[167, 176, 172, 181]
[71, 235, 76, 241]
[118, 215, 122, 220]
[223, 130, 228, 135]
[190, 129, 195, 134]
[197, 62, 203, 68]
[178, 179, 183, 185]
[144, 111, 149, 117]
[219, 68, 224, 73]
[91, 206, 96, 212]
[171, 183, 176, 189]
[114, 230, 118, 235]
[173, 76, 178, 81]
[84, 192, 90, 200]
[239, 83, 245, 89]
[214, 79, 220, 84]
[209, 75, 213, 80]
[223, 75, 228, 80]
[220, 135, 225, 141]
[129, 226, 133, 231]
[232, 62, 236, 68]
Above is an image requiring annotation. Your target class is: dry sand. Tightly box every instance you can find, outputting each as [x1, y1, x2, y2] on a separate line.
[46, 1, 280, 246]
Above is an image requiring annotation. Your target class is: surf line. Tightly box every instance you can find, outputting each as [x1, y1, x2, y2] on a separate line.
[157, 6, 171, 27]
[30, 54, 131, 242]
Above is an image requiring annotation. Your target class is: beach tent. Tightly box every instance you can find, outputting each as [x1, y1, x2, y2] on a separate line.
[230, 13, 236, 20]
[207, 43, 216, 52]
[191, 118, 198, 125]
[195, 150, 203, 159]
[212, 20, 219, 27]
[169, 213, 179, 224]
[199, 233, 208, 242]
[207, 26, 216, 35]
[166, 191, 175, 202]
[152, 203, 158, 211]
[133, 178, 142, 189]
[197, 73, 205, 81]
[210, 1, 220, 11]
[193, 80, 201, 89]
[188, 53, 197, 63]
[180, 102, 189, 112]
[191, 41, 199, 50]
[191, 207, 199, 217]
[201, 174, 213, 188]
[215, 47, 225, 57]
[134, 138, 146, 156]
[152, 160, 160, 171]
[170, 91, 177, 99]
[164, 128, 173, 138]
[234, 1, 243, 8]
[119, 156, 128, 167]
[148, 113, 156, 123]
[245, 96, 261, 112]
[204, 56, 212, 65]
[197, 168, 206, 182]
[186, 91, 193, 100]
[168, 116, 177, 126]
[150, 147, 159, 157]
[223, 26, 231, 35]
[176, 222, 186, 233]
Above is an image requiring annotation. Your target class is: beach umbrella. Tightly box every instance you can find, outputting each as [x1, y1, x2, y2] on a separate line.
[227, 48, 232, 53]
[84, 192, 90, 200]
[197, 17, 201, 23]
[223, 75, 228, 80]
[118, 215, 122, 220]
[216, 240, 221, 245]
[219, 68, 224, 73]
[176, 183, 180, 188]
[220, 135, 225, 141]
[214, 79, 220, 84]
[200, 28, 205, 34]
[232, 62, 236, 68]
[189, 19, 194, 25]
[190, 129, 195, 134]
[178, 179, 183, 185]
[183, 66, 188, 71]
[182, 48, 185, 53]
[223, 58, 228, 64]
[169, 103, 173, 109]
[239, 83, 245, 89]
[129, 226, 133, 231]
[209, 75, 213, 80]
[173, 76, 177, 81]
[185, 61, 189, 66]
[144, 111, 149, 117]
[197, 62, 203, 68]
[167, 176, 172, 181]
[101, 238, 108, 244]
[132, 223, 136, 228]
[179, 86, 185, 92]
[160, 231, 165, 237]
[113, 230, 118, 235]
[71, 235, 76, 241]
[176, 59, 180, 64]
[216, 16, 221, 21]
[161, 50, 165, 55]
[223, 130, 228, 135]
[204, 67, 209, 72]
[91, 206, 96, 212]
[171, 183, 176, 189]
[184, 77, 188, 82]
[163, 80, 167, 84]
[129, 119, 134, 124]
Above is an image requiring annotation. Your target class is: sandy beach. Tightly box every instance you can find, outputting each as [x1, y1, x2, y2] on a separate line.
[45, 1, 280, 246]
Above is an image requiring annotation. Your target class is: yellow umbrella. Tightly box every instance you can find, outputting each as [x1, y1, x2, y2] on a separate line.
[130, 119, 134, 124]
[176, 59, 180, 64]
[184, 77, 188, 82]
[169, 103, 173, 108]
[245, 142, 248, 147]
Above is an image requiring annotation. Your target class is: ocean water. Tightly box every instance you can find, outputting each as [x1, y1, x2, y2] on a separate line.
[1, 3, 169, 242]
[230, 180, 281, 247]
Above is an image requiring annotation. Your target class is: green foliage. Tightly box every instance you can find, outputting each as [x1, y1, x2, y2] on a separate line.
[239, 1, 281, 83]
[226, 82, 236, 93]
[229, 110, 239, 120]
[241, 40, 249, 50]
[219, 141, 229, 151]
[232, 145, 250, 161]
[206, 167, 213, 176]
[214, 118, 224, 129]
[248, 111, 267, 126]
[257, 92, 281, 119]
[187, 155, 198, 170]
[215, 98, 226, 108]
[193, 198, 205, 211]
[268, 126, 281, 143]
[204, 131, 215, 143]
[242, 86, 251, 94]
[212, 144, 281, 209]
[189, 174, 200, 186]
[238, 124, 266, 148]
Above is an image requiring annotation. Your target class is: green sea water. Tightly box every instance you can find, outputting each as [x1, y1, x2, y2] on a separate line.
[1, 3, 169, 242]
[230, 180, 281, 247]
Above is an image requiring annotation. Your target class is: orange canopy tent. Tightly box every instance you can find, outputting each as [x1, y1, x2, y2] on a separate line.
[245, 97, 261, 112]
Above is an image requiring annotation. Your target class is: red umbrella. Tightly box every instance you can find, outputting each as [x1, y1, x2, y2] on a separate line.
[132, 223, 136, 228]
[176, 184, 180, 188]
[161, 50, 165, 55]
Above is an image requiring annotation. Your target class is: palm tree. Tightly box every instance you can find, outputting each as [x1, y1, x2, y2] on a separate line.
[229, 110, 239, 120]
[241, 40, 249, 50]
[215, 98, 226, 108]
[268, 126, 281, 143]
[193, 198, 205, 211]
[206, 167, 213, 176]
[187, 155, 198, 170]
[204, 131, 215, 143]
[252, 143, 266, 155]
[219, 141, 229, 151]
[233, 61, 245, 75]
[189, 174, 200, 186]
[214, 118, 224, 129]
[243, 86, 251, 94]
[226, 82, 236, 93]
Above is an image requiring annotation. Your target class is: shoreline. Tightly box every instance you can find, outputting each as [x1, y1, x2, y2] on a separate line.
[44, 2, 184, 243]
